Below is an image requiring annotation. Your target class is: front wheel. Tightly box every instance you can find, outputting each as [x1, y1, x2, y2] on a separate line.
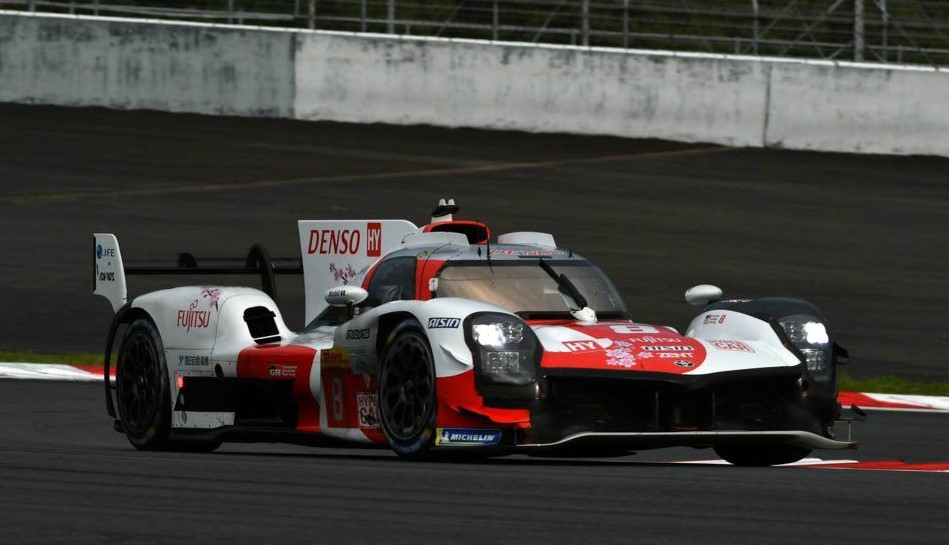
[378, 325, 437, 458]
[714, 445, 811, 467]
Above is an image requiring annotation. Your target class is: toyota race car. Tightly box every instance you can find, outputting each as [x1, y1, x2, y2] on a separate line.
[93, 200, 858, 466]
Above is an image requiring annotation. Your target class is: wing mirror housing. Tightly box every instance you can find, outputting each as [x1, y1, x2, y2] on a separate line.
[325, 286, 368, 320]
[684, 284, 723, 307]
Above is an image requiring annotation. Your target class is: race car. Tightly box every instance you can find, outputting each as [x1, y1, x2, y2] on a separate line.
[93, 199, 857, 465]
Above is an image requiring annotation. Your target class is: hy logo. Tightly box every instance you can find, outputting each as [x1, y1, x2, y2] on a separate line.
[96, 244, 103, 259]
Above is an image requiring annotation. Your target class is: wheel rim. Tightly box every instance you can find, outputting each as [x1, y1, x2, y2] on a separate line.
[117, 332, 161, 435]
[380, 335, 434, 442]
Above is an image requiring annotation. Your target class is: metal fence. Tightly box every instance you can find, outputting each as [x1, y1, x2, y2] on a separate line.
[4, 1, 949, 67]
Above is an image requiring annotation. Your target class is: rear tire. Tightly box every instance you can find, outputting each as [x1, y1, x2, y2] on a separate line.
[116, 319, 172, 451]
[116, 318, 220, 452]
[714, 445, 811, 467]
[378, 324, 437, 459]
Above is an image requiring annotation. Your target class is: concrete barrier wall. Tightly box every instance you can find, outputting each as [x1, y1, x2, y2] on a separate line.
[294, 35, 768, 148]
[0, 13, 294, 116]
[2, 11, 947, 156]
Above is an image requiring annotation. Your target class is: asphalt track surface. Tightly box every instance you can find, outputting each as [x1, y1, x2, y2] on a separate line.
[1, 104, 948, 379]
[0, 380, 947, 545]
[1, 105, 949, 544]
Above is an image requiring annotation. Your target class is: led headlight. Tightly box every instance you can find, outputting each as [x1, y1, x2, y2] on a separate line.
[467, 314, 538, 386]
[778, 314, 831, 373]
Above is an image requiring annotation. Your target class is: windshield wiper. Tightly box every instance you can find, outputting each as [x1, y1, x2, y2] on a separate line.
[538, 259, 588, 310]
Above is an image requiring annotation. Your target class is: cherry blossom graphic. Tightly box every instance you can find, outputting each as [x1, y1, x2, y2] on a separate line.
[605, 341, 637, 368]
[329, 263, 358, 285]
[200, 287, 222, 311]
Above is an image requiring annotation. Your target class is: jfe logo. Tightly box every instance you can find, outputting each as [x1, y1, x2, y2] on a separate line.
[366, 222, 382, 257]
[96, 245, 115, 260]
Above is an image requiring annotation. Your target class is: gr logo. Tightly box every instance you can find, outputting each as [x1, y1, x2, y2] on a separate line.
[428, 317, 460, 329]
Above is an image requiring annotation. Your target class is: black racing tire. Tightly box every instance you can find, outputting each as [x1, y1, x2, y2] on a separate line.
[378, 323, 438, 459]
[116, 319, 220, 453]
[714, 445, 811, 467]
[116, 319, 172, 451]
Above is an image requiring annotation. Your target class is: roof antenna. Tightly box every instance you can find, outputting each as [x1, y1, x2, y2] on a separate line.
[430, 198, 459, 224]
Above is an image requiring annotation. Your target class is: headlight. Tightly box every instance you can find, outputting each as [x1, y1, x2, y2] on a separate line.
[466, 313, 538, 387]
[778, 314, 831, 374]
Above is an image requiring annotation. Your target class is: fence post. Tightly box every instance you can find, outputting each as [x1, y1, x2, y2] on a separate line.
[227, 0, 234, 25]
[308, 0, 315, 29]
[623, 0, 629, 48]
[28, 0, 36, 12]
[854, 0, 865, 61]
[580, 0, 589, 46]
[880, 0, 888, 63]
[492, 0, 499, 41]
[751, 0, 759, 55]
[388, 0, 395, 34]
[361, 0, 367, 32]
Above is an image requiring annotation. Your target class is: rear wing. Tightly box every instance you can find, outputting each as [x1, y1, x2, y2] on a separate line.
[92, 233, 302, 312]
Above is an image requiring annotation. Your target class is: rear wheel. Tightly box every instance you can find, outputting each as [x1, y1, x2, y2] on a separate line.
[714, 445, 811, 467]
[116, 318, 220, 452]
[378, 325, 437, 458]
[116, 319, 172, 451]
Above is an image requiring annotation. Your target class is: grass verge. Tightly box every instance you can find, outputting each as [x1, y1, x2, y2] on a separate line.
[3, 351, 949, 396]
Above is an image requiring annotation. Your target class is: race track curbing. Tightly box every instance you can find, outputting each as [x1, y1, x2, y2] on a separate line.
[2, 362, 947, 412]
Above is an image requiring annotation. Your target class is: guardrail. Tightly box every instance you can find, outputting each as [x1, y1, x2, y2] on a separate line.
[3, 0, 949, 67]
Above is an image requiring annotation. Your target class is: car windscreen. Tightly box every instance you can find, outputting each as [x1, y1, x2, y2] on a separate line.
[434, 260, 628, 318]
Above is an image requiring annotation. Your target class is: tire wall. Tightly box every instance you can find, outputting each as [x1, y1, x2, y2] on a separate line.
[2, 11, 948, 156]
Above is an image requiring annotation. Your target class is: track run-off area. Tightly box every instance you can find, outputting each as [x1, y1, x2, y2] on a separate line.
[1, 104, 948, 543]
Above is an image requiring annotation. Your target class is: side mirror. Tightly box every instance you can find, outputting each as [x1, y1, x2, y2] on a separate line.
[684, 284, 723, 307]
[325, 285, 369, 307]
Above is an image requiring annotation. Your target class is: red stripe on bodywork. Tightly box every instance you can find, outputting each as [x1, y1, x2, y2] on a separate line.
[237, 345, 320, 433]
[536, 323, 707, 374]
[436, 370, 530, 428]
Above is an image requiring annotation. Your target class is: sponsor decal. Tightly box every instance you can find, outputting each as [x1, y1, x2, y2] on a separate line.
[610, 324, 661, 335]
[428, 317, 461, 329]
[177, 299, 211, 332]
[657, 352, 694, 359]
[637, 336, 683, 344]
[268, 364, 296, 378]
[307, 228, 362, 255]
[98, 271, 115, 282]
[703, 314, 727, 325]
[436, 428, 503, 446]
[327, 289, 347, 299]
[329, 263, 358, 284]
[605, 341, 637, 368]
[366, 222, 382, 257]
[710, 340, 755, 353]
[488, 249, 564, 257]
[640, 345, 693, 351]
[96, 244, 115, 260]
[357, 392, 380, 428]
[345, 328, 371, 340]
[320, 349, 349, 369]
[674, 360, 695, 368]
[178, 355, 210, 367]
[563, 340, 602, 352]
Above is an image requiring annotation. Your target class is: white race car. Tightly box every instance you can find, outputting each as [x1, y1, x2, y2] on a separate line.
[93, 200, 857, 465]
